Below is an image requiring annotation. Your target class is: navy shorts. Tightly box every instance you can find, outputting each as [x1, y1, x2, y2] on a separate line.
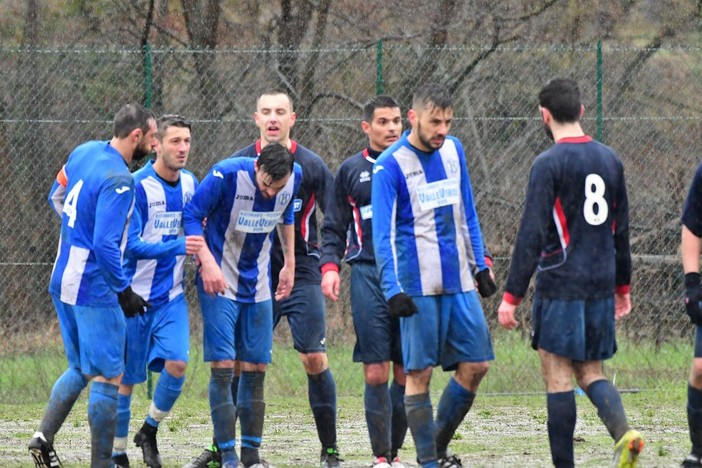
[122, 294, 190, 385]
[349, 262, 402, 365]
[401, 291, 494, 372]
[273, 283, 327, 353]
[531, 296, 616, 361]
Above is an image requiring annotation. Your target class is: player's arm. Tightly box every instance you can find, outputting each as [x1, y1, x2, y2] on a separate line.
[371, 159, 402, 300]
[681, 163, 702, 325]
[48, 165, 68, 217]
[275, 222, 296, 301]
[320, 165, 353, 302]
[612, 164, 632, 319]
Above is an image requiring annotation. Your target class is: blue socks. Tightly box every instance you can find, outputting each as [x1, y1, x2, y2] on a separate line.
[389, 380, 407, 457]
[209, 367, 238, 465]
[585, 379, 629, 442]
[435, 378, 475, 458]
[88, 381, 119, 466]
[365, 382, 391, 458]
[547, 391, 576, 468]
[308, 368, 337, 449]
[405, 392, 436, 467]
[688, 384, 702, 457]
[113, 393, 132, 455]
[145, 370, 185, 428]
[238, 371, 266, 467]
[39, 368, 88, 443]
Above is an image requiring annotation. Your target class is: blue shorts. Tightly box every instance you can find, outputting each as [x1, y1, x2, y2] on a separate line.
[350, 263, 402, 365]
[53, 295, 126, 379]
[122, 294, 190, 385]
[273, 283, 327, 353]
[199, 286, 273, 364]
[401, 291, 494, 372]
[531, 296, 616, 362]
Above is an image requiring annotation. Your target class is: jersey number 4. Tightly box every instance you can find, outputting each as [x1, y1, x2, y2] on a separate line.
[63, 180, 84, 228]
[583, 174, 608, 226]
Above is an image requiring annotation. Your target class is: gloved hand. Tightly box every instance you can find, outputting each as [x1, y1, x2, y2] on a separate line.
[118, 286, 151, 318]
[475, 268, 497, 298]
[387, 292, 418, 318]
[685, 272, 702, 326]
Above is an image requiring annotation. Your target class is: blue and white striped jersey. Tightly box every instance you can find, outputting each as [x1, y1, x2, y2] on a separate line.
[123, 160, 198, 307]
[183, 157, 302, 303]
[371, 132, 488, 300]
[48, 141, 134, 306]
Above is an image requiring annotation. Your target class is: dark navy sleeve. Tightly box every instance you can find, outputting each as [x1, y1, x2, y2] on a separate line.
[316, 156, 334, 216]
[320, 162, 353, 268]
[683, 163, 702, 237]
[457, 140, 487, 272]
[613, 163, 632, 290]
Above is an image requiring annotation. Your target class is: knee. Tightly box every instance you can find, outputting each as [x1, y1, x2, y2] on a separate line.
[364, 362, 390, 385]
[301, 352, 328, 375]
[455, 361, 490, 391]
[691, 358, 702, 388]
[165, 360, 187, 378]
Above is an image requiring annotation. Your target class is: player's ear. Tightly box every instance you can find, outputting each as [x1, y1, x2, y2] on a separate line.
[361, 120, 371, 135]
[538, 106, 550, 124]
[289, 111, 297, 127]
[408, 109, 417, 126]
[579, 105, 585, 118]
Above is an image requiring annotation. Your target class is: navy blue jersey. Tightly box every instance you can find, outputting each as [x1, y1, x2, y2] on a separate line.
[320, 148, 378, 268]
[503, 135, 631, 303]
[233, 140, 333, 286]
[682, 162, 702, 236]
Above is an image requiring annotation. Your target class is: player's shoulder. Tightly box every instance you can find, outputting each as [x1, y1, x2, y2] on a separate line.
[132, 160, 156, 183]
[292, 141, 326, 165]
[215, 156, 254, 172]
[230, 142, 257, 158]
[180, 167, 199, 184]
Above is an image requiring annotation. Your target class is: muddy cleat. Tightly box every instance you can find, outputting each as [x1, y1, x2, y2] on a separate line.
[613, 429, 644, 468]
[320, 447, 343, 468]
[390, 456, 406, 468]
[28, 432, 61, 468]
[134, 429, 163, 467]
[682, 454, 702, 467]
[112, 453, 130, 468]
[183, 445, 222, 468]
[372, 456, 391, 468]
[438, 454, 463, 468]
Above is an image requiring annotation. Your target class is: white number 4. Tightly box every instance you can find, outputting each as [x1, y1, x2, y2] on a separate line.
[63, 179, 84, 228]
[583, 174, 608, 226]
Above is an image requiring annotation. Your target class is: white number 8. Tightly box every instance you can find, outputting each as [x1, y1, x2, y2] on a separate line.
[63, 180, 84, 228]
[583, 174, 608, 226]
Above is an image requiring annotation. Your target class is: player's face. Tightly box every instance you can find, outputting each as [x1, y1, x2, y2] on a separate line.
[157, 125, 191, 171]
[413, 105, 452, 151]
[363, 107, 402, 152]
[254, 93, 296, 145]
[134, 118, 158, 161]
[255, 166, 291, 199]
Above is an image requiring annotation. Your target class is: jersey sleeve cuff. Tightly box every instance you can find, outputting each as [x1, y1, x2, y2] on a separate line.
[321, 263, 339, 275]
[503, 291, 522, 306]
[484, 256, 493, 268]
[615, 284, 630, 295]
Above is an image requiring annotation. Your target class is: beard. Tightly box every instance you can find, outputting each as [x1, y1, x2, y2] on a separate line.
[132, 144, 152, 161]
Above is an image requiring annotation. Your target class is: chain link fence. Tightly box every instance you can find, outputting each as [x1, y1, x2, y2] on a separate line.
[0, 44, 698, 403]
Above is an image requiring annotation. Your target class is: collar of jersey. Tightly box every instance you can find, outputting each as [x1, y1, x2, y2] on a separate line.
[556, 135, 592, 144]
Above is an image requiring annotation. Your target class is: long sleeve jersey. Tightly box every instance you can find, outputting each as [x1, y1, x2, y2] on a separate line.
[371, 132, 488, 300]
[233, 140, 333, 287]
[48, 141, 134, 306]
[123, 160, 198, 307]
[503, 135, 631, 304]
[183, 157, 302, 303]
[682, 162, 702, 235]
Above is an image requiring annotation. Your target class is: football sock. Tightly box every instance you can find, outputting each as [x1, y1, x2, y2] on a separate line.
[88, 381, 119, 466]
[238, 371, 266, 467]
[585, 379, 628, 442]
[39, 367, 88, 443]
[405, 392, 436, 466]
[435, 377, 475, 458]
[389, 380, 408, 458]
[365, 381, 391, 458]
[209, 367, 238, 465]
[210, 373, 240, 449]
[308, 368, 338, 449]
[547, 390, 576, 468]
[688, 384, 702, 457]
[113, 393, 131, 455]
[145, 370, 185, 428]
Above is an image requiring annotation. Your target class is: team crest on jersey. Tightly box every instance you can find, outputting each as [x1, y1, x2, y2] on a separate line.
[278, 192, 291, 206]
[359, 170, 371, 183]
[183, 192, 193, 204]
[293, 199, 302, 212]
[446, 159, 459, 174]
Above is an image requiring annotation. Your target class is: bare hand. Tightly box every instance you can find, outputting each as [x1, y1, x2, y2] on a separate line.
[200, 259, 227, 296]
[497, 299, 518, 330]
[614, 292, 631, 320]
[185, 235, 205, 255]
[321, 270, 341, 302]
[275, 264, 294, 301]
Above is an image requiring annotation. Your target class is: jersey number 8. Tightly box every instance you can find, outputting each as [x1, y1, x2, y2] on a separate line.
[583, 174, 608, 226]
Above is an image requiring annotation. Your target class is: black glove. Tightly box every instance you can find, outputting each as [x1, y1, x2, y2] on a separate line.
[685, 272, 702, 326]
[387, 292, 418, 318]
[118, 286, 151, 318]
[475, 268, 497, 298]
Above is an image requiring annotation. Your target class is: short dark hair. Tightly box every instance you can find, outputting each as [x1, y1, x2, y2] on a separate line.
[112, 103, 156, 138]
[157, 114, 192, 140]
[257, 88, 294, 111]
[538, 78, 581, 123]
[412, 84, 452, 112]
[258, 142, 294, 181]
[363, 95, 400, 123]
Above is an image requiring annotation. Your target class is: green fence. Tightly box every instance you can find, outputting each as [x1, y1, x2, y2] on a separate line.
[0, 43, 699, 403]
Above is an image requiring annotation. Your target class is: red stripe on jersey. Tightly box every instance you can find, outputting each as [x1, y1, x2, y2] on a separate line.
[347, 195, 363, 251]
[255, 139, 298, 154]
[556, 135, 592, 144]
[553, 197, 570, 247]
[56, 165, 68, 187]
[301, 193, 316, 243]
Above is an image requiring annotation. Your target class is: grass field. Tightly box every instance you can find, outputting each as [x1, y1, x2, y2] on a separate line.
[0, 332, 694, 467]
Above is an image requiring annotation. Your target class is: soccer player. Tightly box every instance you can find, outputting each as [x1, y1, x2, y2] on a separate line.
[497, 78, 643, 468]
[371, 84, 497, 468]
[31, 103, 156, 467]
[183, 142, 301, 468]
[680, 160, 702, 468]
[186, 88, 341, 468]
[110, 115, 204, 468]
[319, 95, 408, 468]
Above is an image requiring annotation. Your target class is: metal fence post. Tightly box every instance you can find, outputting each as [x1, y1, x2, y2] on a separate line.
[376, 40, 383, 95]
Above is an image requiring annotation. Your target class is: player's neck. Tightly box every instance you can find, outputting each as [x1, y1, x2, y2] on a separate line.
[153, 158, 180, 182]
[260, 137, 292, 151]
[109, 137, 134, 165]
[550, 122, 585, 142]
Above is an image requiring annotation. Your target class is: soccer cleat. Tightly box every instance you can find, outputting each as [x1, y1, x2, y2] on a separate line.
[683, 454, 702, 467]
[438, 454, 463, 468]
[613, 429, 644, 468]
[112, 452, 131, 467]
[28, 432, 61, 468]
[320, 446, 343, 467]
[182, 445, 222, 468]
[134, 429, 163, 468]
[390, 456, 407, 468]
[372, 456, 391, 468]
